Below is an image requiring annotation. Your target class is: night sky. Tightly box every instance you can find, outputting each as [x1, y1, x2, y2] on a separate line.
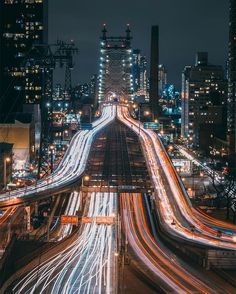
[49, 0, 229, 89]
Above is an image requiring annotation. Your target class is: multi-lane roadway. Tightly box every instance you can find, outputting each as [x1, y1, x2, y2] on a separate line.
[1, 102, 236, 293]
[117, 105, 236, 250]
[12, 192, 117, 294]
[0, 104, 116, 206]
[121, 192, 227, 293]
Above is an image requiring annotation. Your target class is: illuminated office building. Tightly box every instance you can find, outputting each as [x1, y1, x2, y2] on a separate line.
[158, 64, 167, 96]
[132, 49, 148, 100]
[181, 53, 227, 150]
[0, 0, 48, 122]
[150, 25, 159, 119]
[132, 49, 141, 92]
[227, 0, 236, 155]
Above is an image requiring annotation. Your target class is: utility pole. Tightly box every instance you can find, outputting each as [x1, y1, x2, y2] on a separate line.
[26, 41, 78, 178]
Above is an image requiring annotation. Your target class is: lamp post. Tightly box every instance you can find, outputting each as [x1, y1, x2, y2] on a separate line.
[89, 105, 93, 124]
[49, 145, 54, 173]
[171, 125, 177, 141]
[138, 106, 141, 135]
[133, 103, 141, 135]
[82, 175, 90, 188]
[3, 157, 11, 190]
[160, 123, 164, 135]
[79, 111, 83, 130]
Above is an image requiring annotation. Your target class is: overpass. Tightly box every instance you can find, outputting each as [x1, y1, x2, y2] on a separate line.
[1, 29, 236, 292]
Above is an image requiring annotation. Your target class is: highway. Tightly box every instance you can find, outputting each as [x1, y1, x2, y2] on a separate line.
[12, 192, 117, 294]
[0, 207, 17, 225]
[57, 191, 81, 241]
[1, 102, 236, 293]
[117, 105, 236, 250]
[0, 104, 116, 205]
[174, 145, 236, 233]
[121, 192, 224, 293]
[0, 206, 23, 250]
[175, 144, 223, 182]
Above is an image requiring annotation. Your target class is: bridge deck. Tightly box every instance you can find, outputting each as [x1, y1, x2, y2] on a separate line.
[84, 121, 152, 191]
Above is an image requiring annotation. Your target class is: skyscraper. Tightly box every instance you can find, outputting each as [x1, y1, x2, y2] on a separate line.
[149, 25, 159, 119]
[0, 0, 48, 122]
[158, 64, 167, 96]
[181, 53, 227, 150]
[89, 74, 98, 107]
[132, 49, 141, 93]
[132, 49, 149, 101]
[227, 0, 236, 155]
[181, 65, 192, 137]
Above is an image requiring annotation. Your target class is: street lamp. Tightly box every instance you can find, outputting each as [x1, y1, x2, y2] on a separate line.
[133, 103, 141, 135]
[89, 105, 93, 123]
[82, 175, 90, 187]
[171, 125, 177, 141]
[144, 110, 150, 116]
[49, 145, 54, 173]
[3, 157, 11, 190]
[168, 145, 174, 152]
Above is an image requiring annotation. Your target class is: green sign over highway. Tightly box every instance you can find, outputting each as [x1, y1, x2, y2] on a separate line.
[143, 122, 160, 130]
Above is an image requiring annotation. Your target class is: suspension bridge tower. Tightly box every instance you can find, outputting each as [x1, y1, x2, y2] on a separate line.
[97, 25, 134, 104]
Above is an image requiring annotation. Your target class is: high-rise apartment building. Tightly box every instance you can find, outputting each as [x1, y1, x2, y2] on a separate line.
[132, 49, 148, 100]
[181, 53, 227, 150]
[139, 56, 148, 99]
[158, 64, 167, 96]
[150, 25, 159, 119]
[132, 49, 141, 93]
[0, 0, 48, 122]
[89, 74, 98, 105]
[227, 0, 236, 155]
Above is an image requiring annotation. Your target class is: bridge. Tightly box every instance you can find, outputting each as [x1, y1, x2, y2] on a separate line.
[98, 24, 133, 104]
[0, 28, 236, 294]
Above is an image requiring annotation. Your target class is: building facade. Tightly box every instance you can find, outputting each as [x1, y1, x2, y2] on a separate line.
[158, 64, 167, 96]
[149, 25, 159, 119]
[132, 49, 141, 93]
[0, 104, 41, 170]
[181, 53, 227, 150]
[132, 49, 149, 101]
[0, 0, 48, 122]
[0, 142, 13, 189]
[227, 0, 236, 155]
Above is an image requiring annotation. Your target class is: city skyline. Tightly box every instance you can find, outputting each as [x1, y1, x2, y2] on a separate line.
[50, 0, 229, 87]
[1, 1, 236, 292]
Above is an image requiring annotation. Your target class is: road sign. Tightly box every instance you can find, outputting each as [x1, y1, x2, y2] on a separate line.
[143, 122, 160, 130]
[118, 185, 138, 191]
[61, 215, 79, 225]
[82, 217, 92, 223]
[79, 123, 93, 130]
[96, 216, 114, 225]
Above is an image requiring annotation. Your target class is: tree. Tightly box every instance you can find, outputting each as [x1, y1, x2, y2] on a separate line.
[210, 172, 236, 222]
